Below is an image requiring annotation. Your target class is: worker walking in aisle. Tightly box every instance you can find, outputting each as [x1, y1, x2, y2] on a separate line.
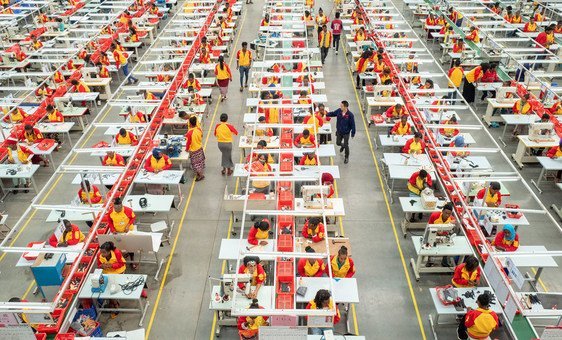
[327, 101, 356, 164]
[236, 42, 253, 91]
[330, 12, 343, 54]
[214, 113, 238, 176]
[186, 116, 205, 181]
[215, 55, 232, 101]
[319, 25, 332, 64]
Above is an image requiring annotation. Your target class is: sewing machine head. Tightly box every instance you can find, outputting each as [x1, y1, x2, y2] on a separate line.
[221, 273, 252, 300]
[301, 185, 330, 208]
[529, 122, 554, 141]
[422, 223, 456, 248]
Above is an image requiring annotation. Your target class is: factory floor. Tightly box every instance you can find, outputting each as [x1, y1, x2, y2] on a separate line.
[1, 0, 561, 339]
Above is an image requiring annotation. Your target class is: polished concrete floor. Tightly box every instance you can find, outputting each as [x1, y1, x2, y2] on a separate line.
[1, 0, 562, 339]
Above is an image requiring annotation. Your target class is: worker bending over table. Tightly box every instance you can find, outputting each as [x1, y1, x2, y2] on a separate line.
[302, 217, 326, 243]
[248, 219, 270, 246]
[237, 298, 269, 339]
[492, 224, 519, 252]
[458, 293, 498, 340]
[238, 256, 266, 299]
[331, 245, 355, 278]
[428, 203, 454, 224]
[298, 246, 326, 277]
[97, 241, 127, 318]
[107, 197, 138, 269]
[452, 255, 481, 288]
[306, 289, 340, 335]
[79, 180, 103, 204]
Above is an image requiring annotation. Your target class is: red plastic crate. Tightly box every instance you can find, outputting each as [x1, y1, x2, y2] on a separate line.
[54, 291, 74, 315]
[277, 181, 292, 191]
[35, 333, 47, 340]
[279, 153, 294, 173]
[55, 333, 75, 340]
[278, 191, 293, 208]
[276, 260, 294, 281]
[277, 277, 295, 295]
[277, 215, 294, 230]
[276, 294, 294, 309]
[36, 309, 64, 334]
[277, 234, 293, 252]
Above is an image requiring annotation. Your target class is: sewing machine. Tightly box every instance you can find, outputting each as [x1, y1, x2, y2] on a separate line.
[219, 273, 252, 301]
[421, 223, 456, 249]
[528, 122, 554, 141]
[301, 185, 331, 209]
[54, 96, 73, 111]
[420, 188, 438, 209]
[90, 269, 108, 293]
[496, 87, 516, 103]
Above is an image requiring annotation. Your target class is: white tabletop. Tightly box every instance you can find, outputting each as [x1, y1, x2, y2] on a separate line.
[518, 135, 560, 148]
[24, 141, 57, 155]
[36, 122, 75, 133]
[134, 169, 183, 185]
[71, 173, 120, 186]
[388, 164, 435, 180]
[296, 277, 359, 304]
[430, 287, 504, 315]
[233, 164, 340, 179]
[412, 236, 473, 256]
[78, 274, 147, 300]
[501, 114, 540, 125]
[379, 134, 412, 147]
[383, 153, 431, 167]
[124, 194, 175, 213]
[537, 156, 562, 170]
[437, 133, 476, 146]
[16, 243, 84, 267]
[0, 164, 40, 179]
[499, 246, 559, 268]
[209, 285, 274, 311]
[294, 198, 345, 217]
[449, 156, 492, 171]
[367, 96, 404, 107]
[239, 136, 280, 149]
[218, 238, 277, 261]
[399, 197, 448, 213]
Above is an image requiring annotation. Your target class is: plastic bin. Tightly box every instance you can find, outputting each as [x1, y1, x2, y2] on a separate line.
[276, 260, 294, 282]
[275, 294, 294, 309]
[277, 234, 293, 252]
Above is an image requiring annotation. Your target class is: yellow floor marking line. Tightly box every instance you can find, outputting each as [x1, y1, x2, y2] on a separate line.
[341, 43, 427, 339]
[147, 11, 247, 340]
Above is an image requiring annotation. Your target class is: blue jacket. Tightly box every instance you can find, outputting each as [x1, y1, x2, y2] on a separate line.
[327, 108, 356, 137]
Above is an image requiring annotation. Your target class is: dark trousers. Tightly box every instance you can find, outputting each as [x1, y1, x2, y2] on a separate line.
[320, 47, 329, 63]
[239, 66, 249, 87]
[333, 34, 341, 51]
[336, 132, 350, 157]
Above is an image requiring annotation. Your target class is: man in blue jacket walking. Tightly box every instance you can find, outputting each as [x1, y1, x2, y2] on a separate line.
[327, 101, 356, 164]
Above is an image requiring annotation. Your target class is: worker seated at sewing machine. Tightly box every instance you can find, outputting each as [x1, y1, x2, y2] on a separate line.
[428, 203, 455, 225]
[299, 151, 319, 165]
[237, 298, 270, 339]
[294, 128, 316, 147]
[301, 217, 326, 243]
[301, 185, 331, 209]
[237, 256, 266, 299]
[331, 245, 355, 278]
[492, 224, 519, 252]
[475, 181, 502, 208]
[247, 219, 271, 246]
[48, 219, 85, 247]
